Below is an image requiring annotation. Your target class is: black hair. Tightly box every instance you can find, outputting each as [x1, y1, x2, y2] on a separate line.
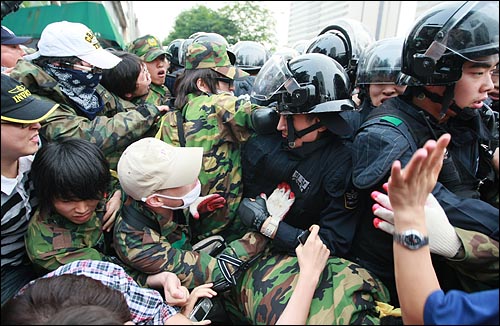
[31, 138, 111, 216]
[100, 51, 143, 100]
[174, 68, 220, 110]
[1, 274, 131, 325]
[33, 56, 82, 68]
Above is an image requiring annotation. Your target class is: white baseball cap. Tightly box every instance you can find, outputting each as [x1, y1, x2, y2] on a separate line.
[31, 21, 121, 69]
[117, 138, 204, 201]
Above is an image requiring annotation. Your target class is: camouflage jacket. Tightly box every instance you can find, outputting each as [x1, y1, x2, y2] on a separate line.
[446, 227, 499, 291]
[9, 60, 163, 170]
[113, 200, 267, 289]
[144, 82, 171, 107]
[24, 198, 148, 286]
[132, 83, 172, 139]
[226, 246, 391, 325]
[155, 92, 258, 241]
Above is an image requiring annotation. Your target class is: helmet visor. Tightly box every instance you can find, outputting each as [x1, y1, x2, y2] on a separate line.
[424, 1, 499, 63]
[251, 55, 300, 102]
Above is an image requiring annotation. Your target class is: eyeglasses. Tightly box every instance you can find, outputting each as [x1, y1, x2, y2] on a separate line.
[61, 62, 103, 74]
[136, 65, 151, 86]
[216, 77, 234, 88]
[1, 121, 31, 128]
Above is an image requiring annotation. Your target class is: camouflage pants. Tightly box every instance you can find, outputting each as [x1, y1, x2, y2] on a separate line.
[226, 249, 391, 325]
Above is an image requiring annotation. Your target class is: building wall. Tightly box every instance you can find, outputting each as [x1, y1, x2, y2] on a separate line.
[286, 1, 442, 47]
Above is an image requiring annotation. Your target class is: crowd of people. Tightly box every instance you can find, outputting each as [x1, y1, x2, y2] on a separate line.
[1, 1, 499, 325]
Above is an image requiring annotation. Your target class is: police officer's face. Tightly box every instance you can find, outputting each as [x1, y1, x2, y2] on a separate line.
[369, 83, 407, 107]
[488, 65, 499, 102]
[453, 54, 498, 110]
[276, 114, 326, 148]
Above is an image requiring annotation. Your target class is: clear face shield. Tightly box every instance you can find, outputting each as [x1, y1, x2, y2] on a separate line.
[422, 1, 499, 66]
[251, 55, 301, 105]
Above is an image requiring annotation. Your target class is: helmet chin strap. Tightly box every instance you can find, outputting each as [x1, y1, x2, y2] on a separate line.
[285, 115, 322, 149]
[421, 85, 458, 119]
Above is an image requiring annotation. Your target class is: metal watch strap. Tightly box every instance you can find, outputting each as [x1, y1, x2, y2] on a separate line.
[393, 229, 429, 250]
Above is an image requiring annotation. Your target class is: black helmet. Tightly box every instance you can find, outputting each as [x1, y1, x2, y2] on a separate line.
[192, 32, 229, 47]
[318, 18, 375, 66]
[166, 38, 184, 67]
[310, 20, 374, 86]
[401, 1, 499, 85]
[252, 53, 354, 115]
[192, 32, 236, 64]
[272, 47, 300, 62]
[305, 30, 352, 70]
[356, 37, 405, 86]
[252, 53, 355, 143]
[231, 40, 270, 73]
[179, 38, 194, 68]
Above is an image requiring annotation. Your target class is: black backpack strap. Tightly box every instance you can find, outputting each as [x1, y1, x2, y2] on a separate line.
[120, 204, 161, 234]
[176, 109, 186, 147]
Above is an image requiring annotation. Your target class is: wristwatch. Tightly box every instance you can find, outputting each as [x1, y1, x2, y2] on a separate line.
[260, 216, 280, 239]
[393, 229, 429, 250]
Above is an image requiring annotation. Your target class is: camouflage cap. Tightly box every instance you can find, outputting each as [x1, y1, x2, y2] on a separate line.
[185, 41, 249, 79]
[127, 34, 168, 62]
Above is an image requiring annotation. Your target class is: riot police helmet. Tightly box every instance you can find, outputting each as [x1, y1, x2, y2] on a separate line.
[401, 1, 499, 86]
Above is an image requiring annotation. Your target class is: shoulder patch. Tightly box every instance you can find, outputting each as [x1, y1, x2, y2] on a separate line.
[380, 116, 403, 126]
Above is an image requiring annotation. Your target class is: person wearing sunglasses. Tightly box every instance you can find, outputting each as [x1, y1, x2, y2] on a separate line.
[1, 74, 59, 306]
[155, 40, 263, 244]
[8, 21, 169, 170]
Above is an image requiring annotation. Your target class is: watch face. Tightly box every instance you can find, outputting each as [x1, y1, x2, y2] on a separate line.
[395, 230, 428, 250]
[405, 234, 424, 248]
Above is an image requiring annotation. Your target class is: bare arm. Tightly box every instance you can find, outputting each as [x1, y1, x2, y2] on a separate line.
[387, 133, 451, 324]
[276, 224, 330, 325]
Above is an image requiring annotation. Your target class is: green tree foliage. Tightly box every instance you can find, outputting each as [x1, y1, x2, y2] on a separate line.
[165, 2, 276, 47]
[220, 1, 276, 45]
[165, 5, 238, 44]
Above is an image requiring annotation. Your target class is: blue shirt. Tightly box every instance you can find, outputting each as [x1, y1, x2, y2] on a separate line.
[424, 288, 499, 325]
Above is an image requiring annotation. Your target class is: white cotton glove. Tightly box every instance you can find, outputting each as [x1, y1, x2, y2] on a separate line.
[261, 182, 295, 221]
[373, 192, 462, 258]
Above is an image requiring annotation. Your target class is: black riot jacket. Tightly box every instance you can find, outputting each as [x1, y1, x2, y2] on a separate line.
[241, 132, 361, 257]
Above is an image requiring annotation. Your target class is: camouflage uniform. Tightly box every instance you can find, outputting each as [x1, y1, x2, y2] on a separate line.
[25, 198, 148, 287]
[127, 34, 172, 107]
[142, 83, 171, 106]
[113, 200, 268, 289]
[445, 228, 499, 291]
[9, 60, 162, 170]
[224, 245, 391, 325]
[155, 42, 257, 242]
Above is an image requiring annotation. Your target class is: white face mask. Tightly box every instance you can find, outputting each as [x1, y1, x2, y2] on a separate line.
[143, 180, 201, 210]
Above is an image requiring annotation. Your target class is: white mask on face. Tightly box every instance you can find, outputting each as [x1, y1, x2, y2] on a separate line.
[143, 180, 201, 210]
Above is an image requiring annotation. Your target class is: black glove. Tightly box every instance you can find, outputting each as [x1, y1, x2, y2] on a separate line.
[238, 197, 270, 231]
[251, 107, 280, 135]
